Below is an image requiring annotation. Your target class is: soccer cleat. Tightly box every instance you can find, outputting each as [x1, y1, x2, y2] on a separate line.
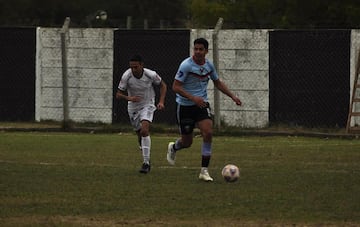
[139, 162, 151, 174]
[167, 142, 176, 165]
[199, 168, 213, 182]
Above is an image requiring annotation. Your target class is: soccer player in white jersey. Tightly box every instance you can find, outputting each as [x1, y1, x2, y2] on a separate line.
[167, 38, 242, 181]
[116, 55, 167, 173]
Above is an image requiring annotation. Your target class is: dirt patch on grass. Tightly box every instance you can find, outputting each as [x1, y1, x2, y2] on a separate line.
[1, 215, 357, 227]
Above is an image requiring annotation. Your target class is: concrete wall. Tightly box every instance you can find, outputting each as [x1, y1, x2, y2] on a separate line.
[35, 28, 269, 127]
[191, 29, 269, 128]
[36, 28, 354, 128]
[36, 28, 114, 123]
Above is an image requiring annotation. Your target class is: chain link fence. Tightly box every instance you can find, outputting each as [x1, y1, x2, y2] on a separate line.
[113, 30, 190, 125]
[269, 30, 350, 128]
[0, 28, 354, 131]
[0, 28, 35, 121]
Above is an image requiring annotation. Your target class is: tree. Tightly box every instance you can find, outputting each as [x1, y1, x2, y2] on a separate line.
[2, 0, 360, 28]
[187, 0, 360, 29]
[0, 0, 189, 28]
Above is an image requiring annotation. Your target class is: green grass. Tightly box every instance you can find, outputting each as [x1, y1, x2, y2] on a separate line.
[1, 132, 360, 226]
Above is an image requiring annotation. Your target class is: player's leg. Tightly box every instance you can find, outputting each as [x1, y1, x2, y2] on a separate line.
[197, 105, 214, 182]
[197, 118, 213, 168]
[175, 104, 196, 149]
[167, 104, 195, 165]
[167, 134, 193, 166]
[129, 110, 142, 152]
[136, 130, 142, 151]
[129, 111, 149, 173]
[140, 120, 151, 166]
[138, 106, 156, 173]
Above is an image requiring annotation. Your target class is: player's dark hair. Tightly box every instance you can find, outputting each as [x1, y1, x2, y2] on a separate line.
[194, 38, 209, 50]
[130, 54, 143, 63]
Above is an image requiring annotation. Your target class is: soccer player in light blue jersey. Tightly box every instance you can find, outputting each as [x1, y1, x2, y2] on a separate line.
[167, 38, 242, 181]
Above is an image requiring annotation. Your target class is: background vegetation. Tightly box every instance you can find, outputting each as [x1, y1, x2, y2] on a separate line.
[1, 0, 360, 28]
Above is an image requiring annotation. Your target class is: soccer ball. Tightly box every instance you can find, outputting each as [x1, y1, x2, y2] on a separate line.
[222, 164, 240, 182]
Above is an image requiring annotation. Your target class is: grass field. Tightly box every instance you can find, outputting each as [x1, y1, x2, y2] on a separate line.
[1, 132, 360, 226]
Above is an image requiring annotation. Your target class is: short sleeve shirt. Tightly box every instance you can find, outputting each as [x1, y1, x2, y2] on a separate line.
[174, 56, 219, 106]
[118, 68, 162, 111]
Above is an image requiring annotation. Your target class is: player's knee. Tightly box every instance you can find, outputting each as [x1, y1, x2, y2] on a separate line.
[202, 130, 213, 141]
[140, 128, 149, 137]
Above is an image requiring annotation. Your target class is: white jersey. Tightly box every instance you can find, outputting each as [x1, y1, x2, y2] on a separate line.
[118, 68, 162, 111]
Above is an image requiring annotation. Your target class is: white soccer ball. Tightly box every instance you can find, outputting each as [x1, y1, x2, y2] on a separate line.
[222, 164, 240, 182]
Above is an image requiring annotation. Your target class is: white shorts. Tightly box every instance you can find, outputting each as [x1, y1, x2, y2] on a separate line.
[128, 105, 157, 131]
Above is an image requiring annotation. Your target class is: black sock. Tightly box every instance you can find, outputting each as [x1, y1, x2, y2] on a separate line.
[201, 155, 211, 167]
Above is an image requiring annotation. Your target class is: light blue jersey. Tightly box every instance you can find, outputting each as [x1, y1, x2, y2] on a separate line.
[174, 56, 219, 106]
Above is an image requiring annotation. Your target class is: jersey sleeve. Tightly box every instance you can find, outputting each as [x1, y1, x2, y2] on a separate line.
[174, 61, 189, 82]
[118, 70, 130, 91]
[152, 72, 162, 85]
[208, 61, 219, 81]
[144, 68, 162, 85]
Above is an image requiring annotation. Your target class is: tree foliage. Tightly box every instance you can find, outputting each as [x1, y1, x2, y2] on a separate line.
[1, 0, 360, 28]
[0, 0, 189, 28]
[189, 0, 360, 29]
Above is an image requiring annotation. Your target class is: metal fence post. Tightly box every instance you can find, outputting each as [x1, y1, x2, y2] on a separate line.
[127, 16, 132, 29]
[60, 17, 70, 129]
[213, 17, 224, 130]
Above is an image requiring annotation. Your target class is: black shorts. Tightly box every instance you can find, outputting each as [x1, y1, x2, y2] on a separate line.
[176, 103, 213, 135]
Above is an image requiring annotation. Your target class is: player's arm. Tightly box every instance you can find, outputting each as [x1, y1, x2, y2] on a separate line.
[116, 89, 128, 100]
[213, 79, 242, 106]
[116, 89, 141, 102]
[172, 79, 207, 108]
[157, 80, 167, 110]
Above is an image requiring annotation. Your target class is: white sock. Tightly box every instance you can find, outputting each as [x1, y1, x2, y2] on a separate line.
[141, 136, 151, 164]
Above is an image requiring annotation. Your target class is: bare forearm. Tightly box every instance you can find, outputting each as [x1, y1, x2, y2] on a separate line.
[215, 79, 242, 106]
[159, 81, 167, 104]
[116, 90, 128, 100]
[216, 80, 235, 98]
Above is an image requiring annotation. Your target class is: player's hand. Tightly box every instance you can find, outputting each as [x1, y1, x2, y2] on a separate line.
[193, 96, 207, 108]
[128, 96, 141, 102]
[232, 96, 242, 106]
[115, 91, 124, 100]
[157, 103, 165, 110]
